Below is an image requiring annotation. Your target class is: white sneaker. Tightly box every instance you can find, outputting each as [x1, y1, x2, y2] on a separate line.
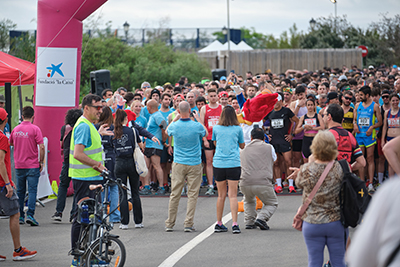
[368, 183, 375, 192]
[119, 224, 128, 230]
[135, 223, 144, 228]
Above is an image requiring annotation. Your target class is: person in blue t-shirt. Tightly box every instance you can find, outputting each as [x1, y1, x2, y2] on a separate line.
[143, 99, 167, 195]
[212, 106, 245, 234]
[165, 102, 207, 232]
[159, 93, 173, 192]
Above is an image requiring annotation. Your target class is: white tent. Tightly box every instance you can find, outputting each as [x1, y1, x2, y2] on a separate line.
[237, 41, 254, 51]
[221, 40, 240, 51]
[198, 40, 224, 53]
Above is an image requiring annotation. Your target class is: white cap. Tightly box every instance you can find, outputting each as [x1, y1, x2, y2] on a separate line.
[339, 75, 347, 81]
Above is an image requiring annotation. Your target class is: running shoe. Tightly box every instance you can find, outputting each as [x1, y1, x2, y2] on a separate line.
[274, 185, 283, 194]
[0, 255, 5, 261]
[12, 247, 37, 261]
[165, 227, 173, 232]
[289, 186, 297, 194]
[26, 215, 39, 226]
[245, 224, 257, 229]
[232, 225, 241, 234]
[155, 188, 166, 195]
[19, 216, 25, 225]
[205, 187, 215, 195]
[368, 183, 375, 193]
[139, 187, 152, 195]
[71, 257, 80, 267]
[51, 212, 62, 222]
[135, 223, 144, 228]
[214, 224, 228, 232]
[184, 226, 195, 232]
[255, 219, 270, 230]
[119, 224, 128, 230]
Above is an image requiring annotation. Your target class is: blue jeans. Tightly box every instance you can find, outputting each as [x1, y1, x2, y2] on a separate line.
[16, 168, 40, 218]
[101, 183, 121, 223]
[303, 221, 348, 267]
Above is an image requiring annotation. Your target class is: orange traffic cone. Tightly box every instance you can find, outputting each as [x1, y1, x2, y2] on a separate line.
[237, 197, 263, 212]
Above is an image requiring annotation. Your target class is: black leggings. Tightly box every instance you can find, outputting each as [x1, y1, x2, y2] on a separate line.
[115, 157, 143, 225]
[302, 136, 314, 159]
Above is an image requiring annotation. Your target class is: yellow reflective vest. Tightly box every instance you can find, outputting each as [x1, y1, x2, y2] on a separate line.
[68, 116, 103, 178]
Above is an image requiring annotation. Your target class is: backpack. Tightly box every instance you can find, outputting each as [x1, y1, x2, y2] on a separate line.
[338, 159, 371, 228]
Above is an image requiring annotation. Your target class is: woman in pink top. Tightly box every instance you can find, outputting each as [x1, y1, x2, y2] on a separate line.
[295, 98, 324, 163]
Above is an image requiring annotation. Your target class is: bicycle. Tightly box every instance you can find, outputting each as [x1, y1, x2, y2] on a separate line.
[73, 170, 127, 267]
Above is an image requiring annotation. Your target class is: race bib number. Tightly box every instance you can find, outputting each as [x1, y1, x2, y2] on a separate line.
[208, 118, 218, 128]
[304, 118, 317, 127]
[358, 117, 370, 127]
[271, 119, 284, 129]
[388, 117, 400, 128]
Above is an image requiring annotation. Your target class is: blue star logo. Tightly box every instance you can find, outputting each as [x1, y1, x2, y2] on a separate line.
[46, 63, 64, 77]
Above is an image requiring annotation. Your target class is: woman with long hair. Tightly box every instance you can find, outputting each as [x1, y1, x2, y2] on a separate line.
[381, 93, 400, 177]
[295, 98, 325, 163]
[113, 109, 144, 229]
[95, 107, 121, 225]
[212, 105, 245, 234]
[51, 108, 82, 222]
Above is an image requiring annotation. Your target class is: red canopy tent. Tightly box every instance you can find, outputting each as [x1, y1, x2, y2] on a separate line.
[0, 51, 35, 86]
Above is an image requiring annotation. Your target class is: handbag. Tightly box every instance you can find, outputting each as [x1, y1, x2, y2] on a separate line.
[292, 161, 334, 231]
[131, 126, 148, 177]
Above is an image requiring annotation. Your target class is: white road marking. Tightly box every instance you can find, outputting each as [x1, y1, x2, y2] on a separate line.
[158, 212, 233, 267]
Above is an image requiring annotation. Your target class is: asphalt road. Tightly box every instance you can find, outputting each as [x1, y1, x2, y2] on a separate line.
[0, 194, 347, 266]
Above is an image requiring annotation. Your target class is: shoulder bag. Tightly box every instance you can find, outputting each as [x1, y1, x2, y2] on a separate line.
[292, 161, 334, 231]
[131, 127, 148, 177]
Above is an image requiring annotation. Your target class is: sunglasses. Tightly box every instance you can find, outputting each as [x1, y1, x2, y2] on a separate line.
[308, 86, 316, 89]
[88, 105, 103, 111]
[142, 86, 151, 89]
[382, 95, 389, 99]
[238, 80, 243, 83]
[344, 97, 352, 101]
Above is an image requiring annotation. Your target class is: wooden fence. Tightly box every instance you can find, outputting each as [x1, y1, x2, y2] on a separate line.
[198, 49, 363, 75]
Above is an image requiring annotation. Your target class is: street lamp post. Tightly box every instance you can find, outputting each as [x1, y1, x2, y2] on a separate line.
[226, 0, 230, 71]
[330, 0, 337, 32]
[123, 21, 130, 43]
[309, 18, 316, 31]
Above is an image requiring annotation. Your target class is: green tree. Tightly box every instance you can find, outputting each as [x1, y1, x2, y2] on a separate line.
[300, 16, 344, 48]
[9, 32, 36, 62]
[0, 19, 17, 51]
[371, 14, 400, 65]
[80, 36, 210, 96]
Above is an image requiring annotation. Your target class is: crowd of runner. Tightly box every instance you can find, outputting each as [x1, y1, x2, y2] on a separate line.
[2, 61, 400, 264]
[97, 63, 400, 198]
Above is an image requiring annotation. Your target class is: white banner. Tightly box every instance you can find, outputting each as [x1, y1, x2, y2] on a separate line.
[35, 47, 77, 107]
[37, 137, 53, 198]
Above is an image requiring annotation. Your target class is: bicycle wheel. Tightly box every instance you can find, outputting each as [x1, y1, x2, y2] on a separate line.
[85, 236, 126, 267]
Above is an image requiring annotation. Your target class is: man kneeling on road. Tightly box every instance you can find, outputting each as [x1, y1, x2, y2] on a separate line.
[239, 127, 278, 230]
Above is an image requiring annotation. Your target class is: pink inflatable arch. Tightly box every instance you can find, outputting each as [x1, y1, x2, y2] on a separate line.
[34, 0, 108, 184]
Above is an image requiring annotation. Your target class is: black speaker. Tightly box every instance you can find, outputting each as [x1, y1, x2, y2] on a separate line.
[90, 70, 111, 96]
[211, 69, 227, 81]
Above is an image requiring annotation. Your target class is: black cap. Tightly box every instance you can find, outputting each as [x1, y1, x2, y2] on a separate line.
[326, 92, 338, 103]
[150, 89, 161, 98]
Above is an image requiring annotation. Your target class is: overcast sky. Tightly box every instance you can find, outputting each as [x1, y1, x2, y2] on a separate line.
[2, 0, 399, 38]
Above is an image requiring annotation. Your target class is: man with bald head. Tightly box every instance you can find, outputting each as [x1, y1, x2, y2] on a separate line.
[143, 99, 168, 195]
[165, 102, 207, 232]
